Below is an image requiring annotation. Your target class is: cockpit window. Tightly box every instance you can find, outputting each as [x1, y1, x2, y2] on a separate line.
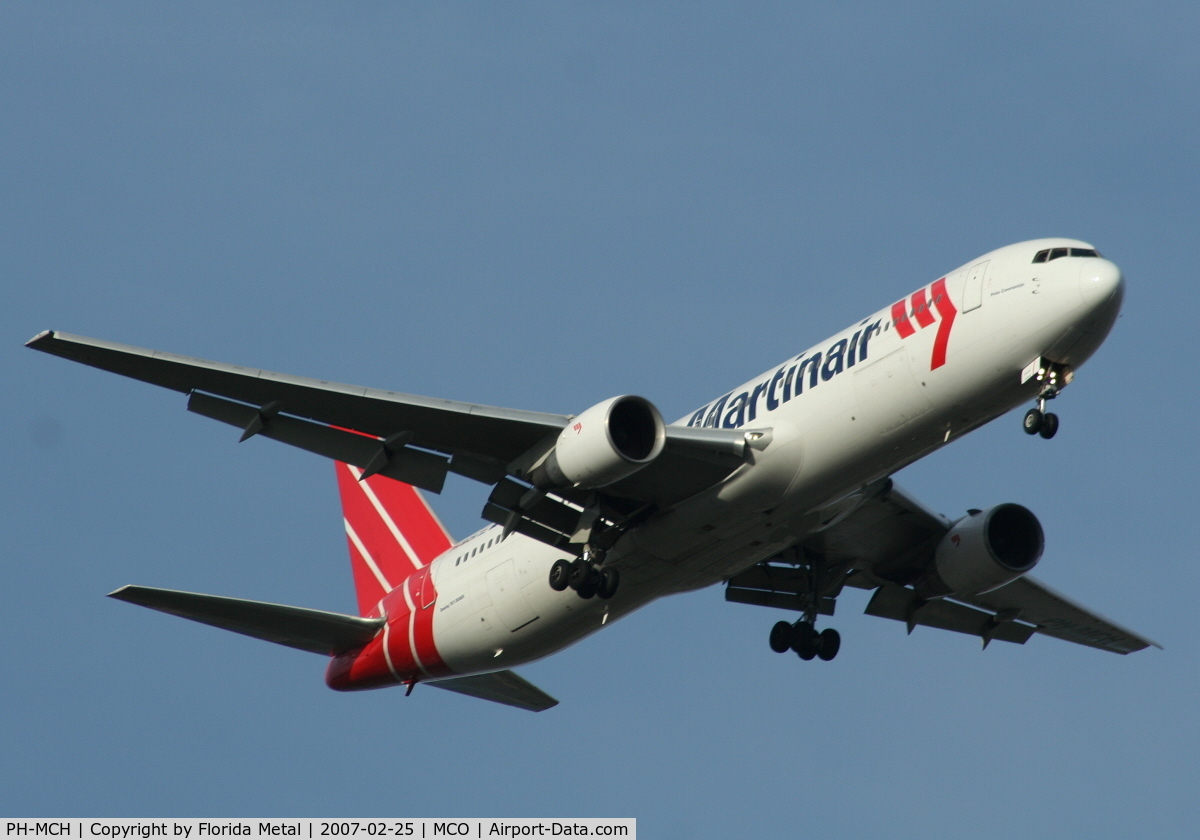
[1033, 246, 1102, 263]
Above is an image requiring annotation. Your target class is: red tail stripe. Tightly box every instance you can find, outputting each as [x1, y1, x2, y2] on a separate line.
[344, 536, 389, 618]
[337, 466, 413, 614]
[410, 568, 452, 678]
[335, 461, 454, 616]
[357, 473, 453, 566]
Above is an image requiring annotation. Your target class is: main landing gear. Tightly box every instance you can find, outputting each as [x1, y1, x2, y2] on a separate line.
[765, 548, 843, 661]
[769, 620, 841, 661]
[548, 550, 619, 601]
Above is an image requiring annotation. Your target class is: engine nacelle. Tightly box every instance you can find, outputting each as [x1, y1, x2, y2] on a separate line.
[926, 504, 1044, 597]
[534, 395, 666, 490]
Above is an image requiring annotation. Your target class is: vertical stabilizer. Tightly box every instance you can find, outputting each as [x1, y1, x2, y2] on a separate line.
[335, 461, 454, 616]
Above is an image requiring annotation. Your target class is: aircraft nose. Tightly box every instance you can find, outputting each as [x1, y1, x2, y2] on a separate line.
[1078, 257, 1124, 312]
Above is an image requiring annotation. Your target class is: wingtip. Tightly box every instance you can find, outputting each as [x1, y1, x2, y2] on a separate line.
[107, 585, 136, 601]
[25, 329, 56, 348]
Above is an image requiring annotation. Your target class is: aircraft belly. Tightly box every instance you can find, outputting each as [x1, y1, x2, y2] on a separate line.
[432, 546, 671, 676]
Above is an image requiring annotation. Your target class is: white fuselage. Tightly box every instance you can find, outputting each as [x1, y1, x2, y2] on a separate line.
[424, 239, 1125, 677]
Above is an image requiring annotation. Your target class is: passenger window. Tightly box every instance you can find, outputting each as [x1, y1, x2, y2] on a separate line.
[1033, 249, 1049, 263]
[1048, 247, 1069, 261]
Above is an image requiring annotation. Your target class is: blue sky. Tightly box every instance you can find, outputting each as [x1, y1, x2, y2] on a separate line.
[3, 3, 1197, 835]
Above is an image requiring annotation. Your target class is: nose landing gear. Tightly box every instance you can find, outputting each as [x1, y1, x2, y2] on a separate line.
[1022, 361, 1072, 439]
[1023, 406, 1059, 439]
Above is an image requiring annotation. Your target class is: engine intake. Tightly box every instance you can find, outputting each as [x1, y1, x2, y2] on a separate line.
[532, 395, 666, 490]
[924, 503, 1044, 597]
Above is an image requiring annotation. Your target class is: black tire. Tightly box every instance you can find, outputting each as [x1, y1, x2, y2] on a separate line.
[576, 568, 599, 600]
[817, 628, 841, 661]
[791, 623, 819, 660]
[1023, 408, 1043, 435]
[1039, 412, 1059, 439]
[548, 559, 571, 591]
[568, 558, 591, 590]
[597, 567, 620, 600]
[769, 621, 793, 653]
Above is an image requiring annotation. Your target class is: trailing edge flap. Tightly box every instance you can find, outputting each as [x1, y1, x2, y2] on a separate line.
[426, 670, 559, 713]
[955, 575, 1161, 655]
[109, 585, 384, 656]
[865, 584, 1037, 646]
[188, 391, 449, 494]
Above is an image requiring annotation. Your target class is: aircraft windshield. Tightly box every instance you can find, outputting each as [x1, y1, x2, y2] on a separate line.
[1032, 247, 1100, 263]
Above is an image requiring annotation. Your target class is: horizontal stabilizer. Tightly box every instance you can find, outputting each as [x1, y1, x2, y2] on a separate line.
[109, 585, 384, 655]
[426, 670, 558, 712]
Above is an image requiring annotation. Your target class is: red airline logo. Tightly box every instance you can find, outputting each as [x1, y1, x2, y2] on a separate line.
[892, 277, 958, 370]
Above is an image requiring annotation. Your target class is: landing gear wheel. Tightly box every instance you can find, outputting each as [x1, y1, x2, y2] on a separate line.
[791, 623, 819, 661]
[596, 567, 620, 600]
[575, 568, 599, 600]
[817, 628, 841, 661]
[1023, 408, 1043, 435]
[1039, 412, 1059, 439]
[567, 558, 591, 590]
[548, 559, 571, 591]
[769, 621, 793, 653]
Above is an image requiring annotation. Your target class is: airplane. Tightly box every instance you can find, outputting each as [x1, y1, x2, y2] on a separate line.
[26, 237, 1158, 712]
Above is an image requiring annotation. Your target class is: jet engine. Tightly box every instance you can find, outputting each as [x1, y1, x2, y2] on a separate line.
[923, 504, 1044, 597]
[529, 395, 666, 490]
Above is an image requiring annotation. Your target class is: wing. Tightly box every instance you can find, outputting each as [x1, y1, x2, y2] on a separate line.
[955, 575, 1160, 655]
[27, 331, 754, 527]
[28, 330, 567, 484]
[725, 481, 1158, 654]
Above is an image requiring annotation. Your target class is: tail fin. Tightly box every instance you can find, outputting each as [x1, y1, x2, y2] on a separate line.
[335, 461, 454, 616]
